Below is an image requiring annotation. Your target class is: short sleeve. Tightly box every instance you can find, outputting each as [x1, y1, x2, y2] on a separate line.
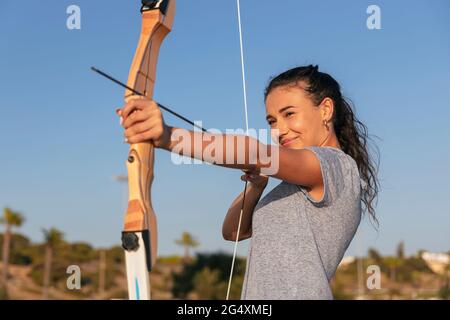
[297, 146, 347, 207]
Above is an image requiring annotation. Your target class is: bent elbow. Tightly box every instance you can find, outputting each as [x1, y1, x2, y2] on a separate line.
[222, 232, 231, 241]
[223, 230, 251, 242]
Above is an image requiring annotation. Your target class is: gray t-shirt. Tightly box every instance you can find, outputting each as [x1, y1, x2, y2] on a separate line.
[241, 146, 362, 300]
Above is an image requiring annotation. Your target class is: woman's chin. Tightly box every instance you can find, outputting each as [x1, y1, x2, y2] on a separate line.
[286, 143, 304, 150]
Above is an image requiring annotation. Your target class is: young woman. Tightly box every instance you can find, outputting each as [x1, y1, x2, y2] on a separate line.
[117, 65, 379, 300]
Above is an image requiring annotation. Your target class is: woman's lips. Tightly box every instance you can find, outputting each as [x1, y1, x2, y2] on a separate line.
[281, 137, 297, 146]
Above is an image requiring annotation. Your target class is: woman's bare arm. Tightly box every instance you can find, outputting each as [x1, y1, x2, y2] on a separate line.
[164, 126, 323, 189]
[222, 182, 266, 241]
[120, 100, 323, 191]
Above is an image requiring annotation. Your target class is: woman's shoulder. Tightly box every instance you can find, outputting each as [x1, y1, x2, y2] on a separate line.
[303, 146, 358, 171]
[300, 146, 361, 204]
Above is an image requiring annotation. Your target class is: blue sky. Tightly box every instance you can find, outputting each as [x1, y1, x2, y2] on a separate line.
[0, 0, 449, 258]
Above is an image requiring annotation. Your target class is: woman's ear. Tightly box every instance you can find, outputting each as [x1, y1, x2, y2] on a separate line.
[320, 97, 335, 122]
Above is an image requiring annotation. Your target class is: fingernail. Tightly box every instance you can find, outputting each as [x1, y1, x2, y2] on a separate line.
[120, 117, 123, 125]
[124, 138, 128, 143]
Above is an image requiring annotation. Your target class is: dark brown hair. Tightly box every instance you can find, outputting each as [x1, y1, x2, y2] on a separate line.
[265, 65, 380, 226]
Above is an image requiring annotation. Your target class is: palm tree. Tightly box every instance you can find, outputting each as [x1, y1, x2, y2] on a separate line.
[368, 247, 383, 264]
[396, 241, 405, 260]
[384, 256, 402, 283]
[1, 207, 25, 287]
[41, 228, 64, 299]
[175, 232, 199, 263]
[98, 249, 106, 296]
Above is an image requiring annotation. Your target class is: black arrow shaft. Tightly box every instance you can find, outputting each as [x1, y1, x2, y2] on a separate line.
[91, 66, 207, 132]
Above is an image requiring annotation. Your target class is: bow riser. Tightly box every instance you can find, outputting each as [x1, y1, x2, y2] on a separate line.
[122, 0, 176, 300]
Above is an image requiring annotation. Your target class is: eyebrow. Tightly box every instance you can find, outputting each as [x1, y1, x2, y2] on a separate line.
[266, 105, 297, 121]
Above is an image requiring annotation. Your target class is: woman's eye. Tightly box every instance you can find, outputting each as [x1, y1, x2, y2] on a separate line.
[267, 119, 275, 126]
[285, 111, 294, 117]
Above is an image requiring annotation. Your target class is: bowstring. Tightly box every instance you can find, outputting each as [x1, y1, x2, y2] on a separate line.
[226, 0, 250, 300]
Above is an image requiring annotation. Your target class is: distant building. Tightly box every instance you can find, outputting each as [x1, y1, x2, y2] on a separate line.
[339, 256, 356, 267]
[421, 251, 450, 275]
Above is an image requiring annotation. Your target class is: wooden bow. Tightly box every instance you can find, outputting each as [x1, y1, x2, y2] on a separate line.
[121, 0, 175, 300]
[92, 0, 247, 300]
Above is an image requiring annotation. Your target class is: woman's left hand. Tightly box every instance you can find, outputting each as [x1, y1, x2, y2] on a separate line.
[117, 97, 171, 147]
[241, 168, 269, 190]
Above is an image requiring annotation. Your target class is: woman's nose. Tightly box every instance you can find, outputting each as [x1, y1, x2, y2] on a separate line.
[276, 120, 289, 135]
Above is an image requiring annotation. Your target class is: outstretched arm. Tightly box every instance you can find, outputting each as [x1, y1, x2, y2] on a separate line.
[118, 98, 324, 190]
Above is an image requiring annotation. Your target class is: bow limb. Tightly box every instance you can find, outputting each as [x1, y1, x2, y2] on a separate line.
[121, 0, 176, 300]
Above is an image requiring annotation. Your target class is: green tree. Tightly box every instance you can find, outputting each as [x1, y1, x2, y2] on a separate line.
[172, 252, 245, 299]
[3, 234, 32, 265]
[193, 267, 227, 299]
[175, 232, 199, 263]
[41, 228, 64, 299]
[438, 277, 449, 300]
[0, 207, 25, 288]
[396, 241, 405, 260]
[438, 262, 450, 300]
[384, 257, 402, 283]
[368, 247, 383, 265]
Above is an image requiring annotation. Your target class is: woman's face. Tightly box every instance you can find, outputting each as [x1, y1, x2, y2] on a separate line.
[265, 84, 329, 149]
